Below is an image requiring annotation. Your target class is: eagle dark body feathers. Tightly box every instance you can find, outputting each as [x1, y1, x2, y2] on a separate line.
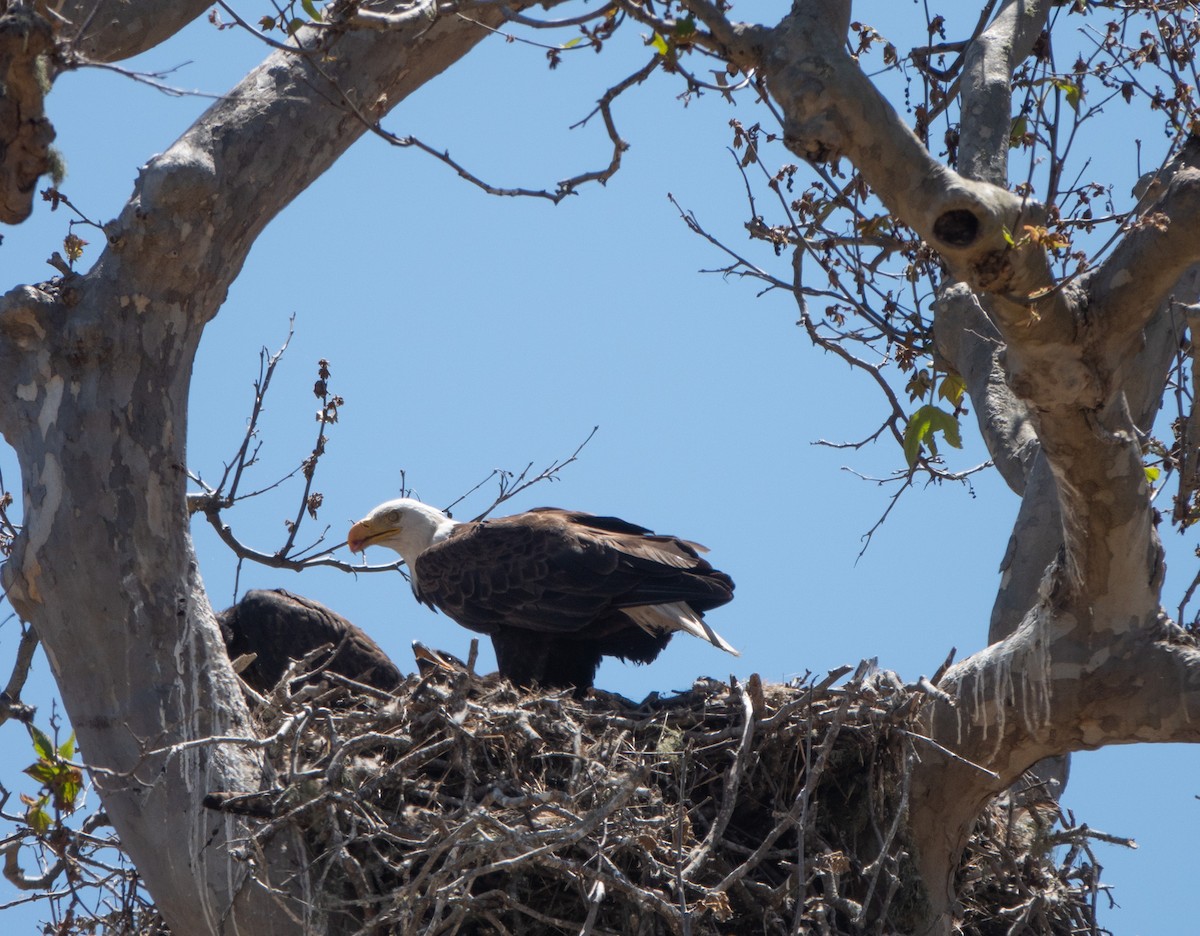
[411, 508, 735, 690]
[219, 589, 402, 694]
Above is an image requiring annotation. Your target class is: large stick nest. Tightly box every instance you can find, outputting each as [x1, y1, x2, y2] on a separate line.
[212, 659, 1110, 935]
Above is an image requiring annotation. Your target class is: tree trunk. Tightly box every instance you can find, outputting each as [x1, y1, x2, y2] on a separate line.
[0, 3, 518, 930]
[734, 2, 1200, 930]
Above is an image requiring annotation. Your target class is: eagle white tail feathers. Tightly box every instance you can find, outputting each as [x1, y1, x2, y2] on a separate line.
[625, 603, 740, 656]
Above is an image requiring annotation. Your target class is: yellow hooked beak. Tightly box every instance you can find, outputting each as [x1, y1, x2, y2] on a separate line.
[347, 517, 396, 554]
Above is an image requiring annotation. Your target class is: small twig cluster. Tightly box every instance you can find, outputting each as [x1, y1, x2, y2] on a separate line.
[659, 2, 1200, 553]
[205, 661, 1112, 935]
[0, 464, 16, 559]
[447, 425, 599, 521]
[187, 324, 371, 586]
[203, 0, 766, 206]
[187, 326, 600, 592]
[955, 795, 1130, 934]
[0, 467, 38, 731]
[38, 188, 103, 274]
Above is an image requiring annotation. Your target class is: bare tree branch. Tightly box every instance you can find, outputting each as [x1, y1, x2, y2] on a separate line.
[0, 3, 56, 224]
[0, 622, 38, 728]
[957, 0, 1051, 186]
[1090, 135, 1200, 352]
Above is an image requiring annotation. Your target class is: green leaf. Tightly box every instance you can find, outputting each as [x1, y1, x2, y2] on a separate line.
[300, 0, 321, 20]
[1008, 115, 1027, 148]
[931, 407, 963, 450]
[938, 373, 966, 409]
[1055, 79, 1082, 113]
[650, 32, 670, 56]
[674, 16, 697, 39]
[57, 732, 76, 761]
[52, 767, 83, 813]
[25, 803, 50, 835]
[903, 405, 963, 467]
[1145, 466, 1161, 484]
[57, 781, 81, 812]
[562, 37, 584, 49]
[903, 414, 927, 467]
[28, 725, 53, 762]
[24, 762, 56, 785]
[1001, 226, 1015, 246]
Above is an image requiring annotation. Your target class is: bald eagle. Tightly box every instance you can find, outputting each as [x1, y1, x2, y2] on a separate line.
[347, 499, 736, 692]
[219, 589, 403, 693]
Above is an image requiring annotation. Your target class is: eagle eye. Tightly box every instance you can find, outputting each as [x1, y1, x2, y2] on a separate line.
[385, 510, 401, 524]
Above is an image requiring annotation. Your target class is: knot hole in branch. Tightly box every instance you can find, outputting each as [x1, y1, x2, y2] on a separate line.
[933, 209, 980, 248]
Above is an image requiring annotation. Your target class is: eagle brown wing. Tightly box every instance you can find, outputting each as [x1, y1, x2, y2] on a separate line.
[219, 589, 402, 693]
[411, 508, 733, 636]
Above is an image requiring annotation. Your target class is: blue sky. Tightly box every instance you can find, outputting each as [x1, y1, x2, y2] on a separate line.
[0, 3, 1194, 932]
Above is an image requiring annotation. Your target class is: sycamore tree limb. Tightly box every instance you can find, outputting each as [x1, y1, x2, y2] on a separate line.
[980, 268, 1190, 644]
[1000, 145, 1200, 601]
[0, 0, 211, 223]
[745, 0, 1195, 687]
[987, 275, 1193, 643]
[707, 2, 1200, 930]
[934, 0, 1047, 496]
[918, 254, 1199, 931]
[0, 0, 1195, 933]
[1176, 301, 1200, 529]
[956, 0, 1049, 185]
[1091, 138, 1200, 353]
[0, 3, 55, 223]
[759, 3, 1059, 312]
[933, 288, 1037, 493]
[0, 2, 542, 932]
[0, 618, 38, 727]
[44, 0, 214, 63]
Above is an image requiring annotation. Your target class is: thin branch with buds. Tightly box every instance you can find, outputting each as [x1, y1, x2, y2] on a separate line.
[452, 425, 601, 521]
[191, 331, 600, 577]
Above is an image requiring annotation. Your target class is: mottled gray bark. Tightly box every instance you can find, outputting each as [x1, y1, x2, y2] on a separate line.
[988, 282, 1191, 643]
[934, 0, 1048, 500]
[42, 0, 213, 62]
[956, 198, 1190, 643]
[0, 3, 55, 223]
[741, 3, 1200, 933]
[957, 0, 1050, 185]
[0, 0, 210, 223]
[0, 3, 511, 932]
[933, 285, 1039, 496]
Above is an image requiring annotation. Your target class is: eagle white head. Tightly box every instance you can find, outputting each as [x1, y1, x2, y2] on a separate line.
[347, 498, 459, 581]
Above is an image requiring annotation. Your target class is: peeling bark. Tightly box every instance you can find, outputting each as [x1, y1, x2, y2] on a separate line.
[0, 3, 55, 224]
[0, 4, 517, 932]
